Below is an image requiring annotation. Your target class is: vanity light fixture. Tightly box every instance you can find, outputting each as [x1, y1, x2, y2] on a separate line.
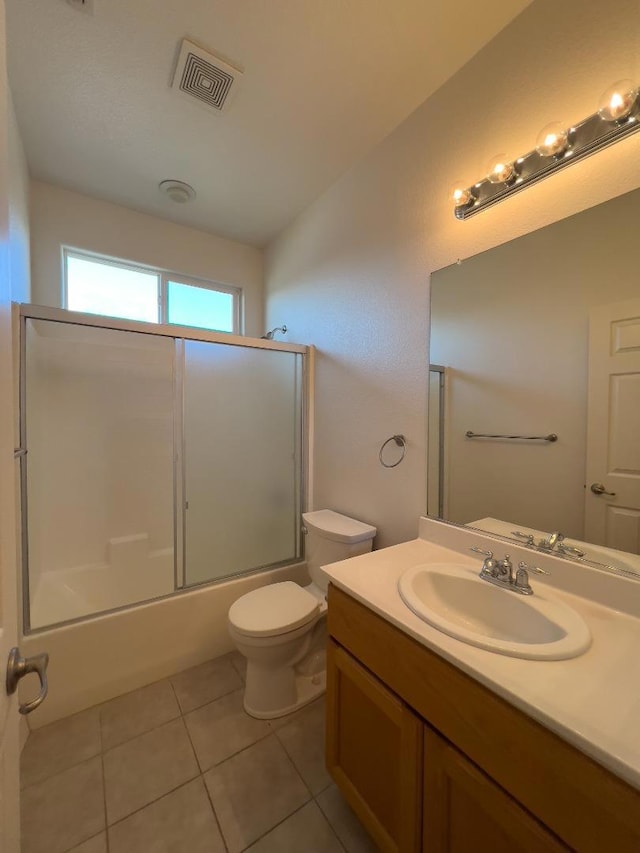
[453, 79, 640, 220]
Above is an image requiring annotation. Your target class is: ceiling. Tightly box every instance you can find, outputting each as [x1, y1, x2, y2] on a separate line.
[6, 0, 530, 247]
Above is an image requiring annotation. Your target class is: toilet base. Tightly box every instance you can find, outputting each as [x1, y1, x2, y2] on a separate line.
[243, 670, 326, 720]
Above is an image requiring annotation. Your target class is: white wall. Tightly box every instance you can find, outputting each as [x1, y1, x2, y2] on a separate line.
[265, 0, 640, 548]
[29, 180, 265, 337]
[431, 188, 640, 539]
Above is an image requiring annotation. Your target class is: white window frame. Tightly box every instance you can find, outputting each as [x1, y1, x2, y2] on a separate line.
[62, 247, 243, 334]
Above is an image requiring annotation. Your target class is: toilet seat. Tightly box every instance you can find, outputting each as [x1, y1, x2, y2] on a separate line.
[229, 581, 319, 638]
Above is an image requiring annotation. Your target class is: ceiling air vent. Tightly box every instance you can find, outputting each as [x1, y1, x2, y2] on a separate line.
[171, 39, 242, 113]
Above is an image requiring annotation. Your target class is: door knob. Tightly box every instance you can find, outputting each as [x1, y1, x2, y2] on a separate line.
[5, 647, 49, 715]
[590, 482, 616, 497]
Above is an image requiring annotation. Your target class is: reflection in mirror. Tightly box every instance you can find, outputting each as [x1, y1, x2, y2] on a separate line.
[428, 187, 640, 574]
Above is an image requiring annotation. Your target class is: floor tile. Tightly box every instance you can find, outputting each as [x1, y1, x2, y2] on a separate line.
[108, 778, 225, 853]
[316, 784, 377, 853]
[267, 695, 322, 731]
[21, 708, 101, 788]
[66, 832, 108, 853]
[103, 717, 199, 824]
[170, 655, 242, 713]
[21, 757, 105, 853]
[246, 801, 343, 852]
[275, 698, 331, 795]
[100, 679, 180, 751]
[204, 734, 310, 853]
[185, 688, 271, 771]
[229, 649, 247, 681]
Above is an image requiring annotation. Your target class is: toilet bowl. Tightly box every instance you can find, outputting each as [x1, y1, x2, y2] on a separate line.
[228, 510, 376, 719]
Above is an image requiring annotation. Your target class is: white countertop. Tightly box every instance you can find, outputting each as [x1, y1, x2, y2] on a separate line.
[323, 518, 640, 790]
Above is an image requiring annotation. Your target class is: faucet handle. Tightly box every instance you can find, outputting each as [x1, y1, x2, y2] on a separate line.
[511, 530, 535, 546]
[470, 546, 493, 557]
[517, 561, 549, 576]
[557, 543, 585, 558]
[471, 546, 498, 577]
[514, 561, 549, 594]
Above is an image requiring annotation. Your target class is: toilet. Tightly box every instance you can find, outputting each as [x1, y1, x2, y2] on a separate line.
[228, 509, 376, 719]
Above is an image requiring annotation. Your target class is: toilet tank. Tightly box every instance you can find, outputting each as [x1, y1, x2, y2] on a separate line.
[302, 510, 376, 592]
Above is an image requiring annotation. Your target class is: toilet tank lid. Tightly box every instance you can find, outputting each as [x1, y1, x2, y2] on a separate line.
[302, 510, 376, 544]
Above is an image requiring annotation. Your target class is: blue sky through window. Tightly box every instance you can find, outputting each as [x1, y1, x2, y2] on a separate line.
[167, 281, 234, 332]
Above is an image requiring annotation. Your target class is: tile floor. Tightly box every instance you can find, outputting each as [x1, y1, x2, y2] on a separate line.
[20, 652, 377, 853]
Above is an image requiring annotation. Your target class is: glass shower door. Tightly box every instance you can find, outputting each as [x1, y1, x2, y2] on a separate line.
[182, 340, 302, 586]
[23, 319, 176, 629]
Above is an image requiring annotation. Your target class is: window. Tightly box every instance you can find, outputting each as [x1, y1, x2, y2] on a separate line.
[64, 249, 241, 334]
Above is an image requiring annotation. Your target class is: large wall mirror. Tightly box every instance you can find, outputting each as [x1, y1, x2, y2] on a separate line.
[428, 186, 640, 575]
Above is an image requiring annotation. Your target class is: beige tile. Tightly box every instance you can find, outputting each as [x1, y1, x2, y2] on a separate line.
[204, 734, 310, 853]
[316, 784, 377, 853]
[103, 717, 199, 824]
[20, 708, 101, 788]
[185, 688, 271, 771]
[229, 649, 247, 681]
[21, 757, 105, 853]
[275, 698, 331, 795]
[100, 679, 180, 751]
[108, 778, 225, 853]
[170, 655, 242, 713]
[246, 801, 343, 853]
[66, 832, 108, 853]
[267, 695, 324, 732]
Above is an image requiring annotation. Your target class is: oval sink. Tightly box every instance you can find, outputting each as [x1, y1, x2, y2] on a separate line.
[398, 564, 591, 660]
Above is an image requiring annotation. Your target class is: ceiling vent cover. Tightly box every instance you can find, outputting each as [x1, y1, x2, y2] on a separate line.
[172, 39, 242, 113]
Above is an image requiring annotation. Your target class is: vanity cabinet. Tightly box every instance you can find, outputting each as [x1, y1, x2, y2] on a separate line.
[326, 640, 422, 852]
[326, 584, 640, 853]
[423, 727, 564, 852]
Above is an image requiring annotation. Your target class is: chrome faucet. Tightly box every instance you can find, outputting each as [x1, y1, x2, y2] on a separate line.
[471, 547, 549, 595]
[541, 531, 564, 550]
[511, 529, 585, 557]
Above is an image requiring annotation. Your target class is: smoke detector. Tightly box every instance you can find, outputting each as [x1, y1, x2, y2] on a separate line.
[171, 39, 242, 114]
[159, 180, 196, 204]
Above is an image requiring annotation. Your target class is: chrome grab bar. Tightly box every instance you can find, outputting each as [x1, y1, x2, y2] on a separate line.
[466, 431, 558, 442]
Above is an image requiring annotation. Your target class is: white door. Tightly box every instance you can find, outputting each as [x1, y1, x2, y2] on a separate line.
[0, 0, 21, 846]
[0, 102, 20, 853]
[585, 298, 640, 552]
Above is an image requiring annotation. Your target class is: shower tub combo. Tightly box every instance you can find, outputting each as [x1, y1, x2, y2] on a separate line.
[16, 305, 312, 726]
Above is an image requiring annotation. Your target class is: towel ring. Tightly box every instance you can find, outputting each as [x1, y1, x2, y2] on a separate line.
[379, 434, 407, 468]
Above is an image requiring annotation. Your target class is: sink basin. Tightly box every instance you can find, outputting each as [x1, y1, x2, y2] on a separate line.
[398, 564, 591, 660]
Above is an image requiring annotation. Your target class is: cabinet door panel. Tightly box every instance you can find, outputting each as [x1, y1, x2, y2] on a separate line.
[326, 640, 422, 853]
[423, 727, 567, 852]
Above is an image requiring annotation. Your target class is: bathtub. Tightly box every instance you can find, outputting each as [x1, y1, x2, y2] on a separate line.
[21, 561, 309, 729]
[29, 545, 174, 630]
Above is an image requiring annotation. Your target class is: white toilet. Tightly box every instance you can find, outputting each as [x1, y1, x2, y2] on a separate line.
[228, 509, 376, 719]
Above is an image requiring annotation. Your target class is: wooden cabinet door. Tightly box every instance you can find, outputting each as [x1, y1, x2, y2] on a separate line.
[326, 639, 422, 853]
[423, 727, 567, 852]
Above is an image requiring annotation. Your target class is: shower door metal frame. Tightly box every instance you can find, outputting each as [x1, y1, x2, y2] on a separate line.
[427, 364, 446, 519]
[17, 303, 312, 635]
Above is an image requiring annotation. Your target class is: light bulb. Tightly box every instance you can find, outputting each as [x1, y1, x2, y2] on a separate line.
[535, 122, 569, 157]
[598, 79, 638, 122]
[451, 184, 473, 207]
[486, 155, 515, 184]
